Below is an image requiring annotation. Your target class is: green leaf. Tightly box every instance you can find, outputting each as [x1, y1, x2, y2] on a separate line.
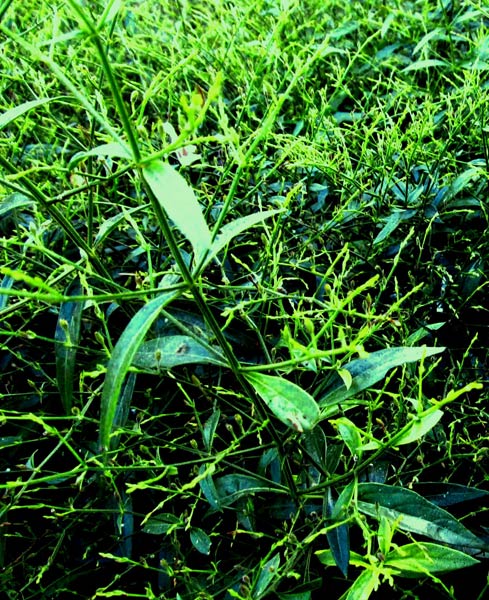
[0, 274, 15, 311]
[55, 280, 84, 414]
[110, 372, 136, 451]
[244, 372, 320, 432]
[143, 160, 212, 258]
[392, 409, 443, 446]
[0, 98, 56, 129]
[198, 209, 283, 268]
[253, 553, 280, 600]
[414, 482, 489, 507]
[0, 193, 34, 217]
[319, 347, 444, 418]
[384, 542, 479, 576]
[402, 59, 448, 72]
[189, 527, 211, 555]
[326, 521, 350, 577]
[99, 283, 181, 453]
[357, 483, 487, 549]
[203, 409, 220, 453]
[331, 417, 363, 458]
[132, 335, 227, 370]
[198, 464, 221, 510]
[324, 486, 352, 577]
[214, 474, 276, 506]
[69, 142, 132, 168]
[342, 569, 379, 600]
[373, 209, 416, 245]
[142, 513, 183, 535]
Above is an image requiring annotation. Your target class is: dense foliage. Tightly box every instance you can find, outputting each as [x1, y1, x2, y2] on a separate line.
[0, 1, 488, 598]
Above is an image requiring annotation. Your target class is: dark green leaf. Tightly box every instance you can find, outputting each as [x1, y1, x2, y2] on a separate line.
[215, 474, 274, 506]
[413, 483, 489, 507]
[326, 521, 350, 577]
[203, 409, 220, 453]
[190, 527, 211, 555]
[55, 280, 84, 414]
[142, 513, 183, 535]
[357, 483, 487, 549]
[319, 347, 444, 417]
[99, 282, 181, 454]
[253, 553, 280, 599]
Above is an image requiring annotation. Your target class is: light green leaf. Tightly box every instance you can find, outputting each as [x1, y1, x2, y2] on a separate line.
[0, 193, 34, 217]
[343, 569, 380, 600]
[357, 483, 487, 549]
[332, 417, 363, 458]
[403, 59, 448, 72]
[143, 159, 212, 258]
[198, 209, 283, 268]
[132, 335, 227, 370]
[384, 542, 479, 576]
[190, 527, 212, 555]
[244, 372, 320, 432]
[99, 283, 181, 453]
[361, 408, 444, 451]
[69, 142, 132, 168]
[393, 409, 443, 446]
[0, 98, 55, 129]
[319, 347, 444, 418]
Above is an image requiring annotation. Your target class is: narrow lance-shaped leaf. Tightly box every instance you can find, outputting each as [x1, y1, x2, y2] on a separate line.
[324, 488, 350, 577]
[319, 347, 444, 417]
[384, 542, 478, 576]
[0, 193, 34, 218]
[197, 209, 284, 269]
[0, 97, 56, 129]
[253, 553, 281, 600]
[99, 282, 181, 454]
[55, 279, 84, 415]
[357, 483, 488, 549]
[143, 159, 212, 258]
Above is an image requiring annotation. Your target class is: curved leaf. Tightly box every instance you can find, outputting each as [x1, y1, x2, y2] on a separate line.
[143, 160, 211, 258]
[244, 372, 319, 432]
[55, 280, 84, 414]
[319, 347, 444, 417]
[384, 542, 478, 576]
[357, 483, 487, 549]
[99, 282, 181, 454]
[253, 553, 280, 600]
[133, 335, 227, 370]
